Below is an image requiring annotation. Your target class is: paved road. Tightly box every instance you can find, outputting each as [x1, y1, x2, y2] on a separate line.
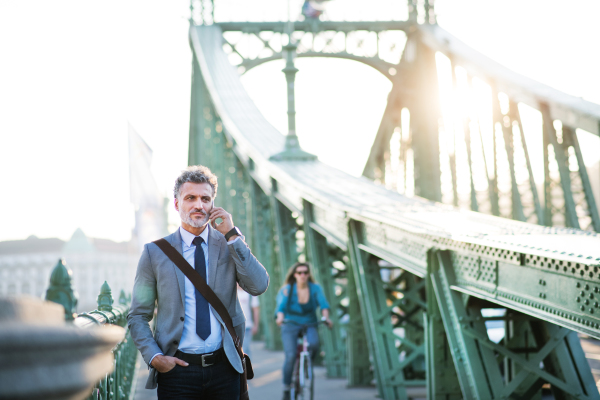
[133, 337, 600, 399]
[133, 341, 380, 400]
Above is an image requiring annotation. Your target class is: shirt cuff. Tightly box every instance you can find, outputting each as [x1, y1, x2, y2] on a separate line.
[227, 236, 243, 244]
[149, 352, 163, 369]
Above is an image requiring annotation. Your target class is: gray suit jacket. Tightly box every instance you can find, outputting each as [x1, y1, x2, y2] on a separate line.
[127, 227, 269, 389]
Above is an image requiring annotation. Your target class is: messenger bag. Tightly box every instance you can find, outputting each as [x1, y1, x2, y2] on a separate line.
[153, 238, 254, 400]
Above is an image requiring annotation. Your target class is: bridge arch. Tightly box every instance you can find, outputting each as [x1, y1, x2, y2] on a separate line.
[238, 51, 398, 82]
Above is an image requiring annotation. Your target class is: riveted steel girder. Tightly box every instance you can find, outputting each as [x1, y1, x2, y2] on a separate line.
[348, 220, 418, 400]
[431, 249, 600, 400]
[425, 250, 462, 399]
[345, 248, 373, 386]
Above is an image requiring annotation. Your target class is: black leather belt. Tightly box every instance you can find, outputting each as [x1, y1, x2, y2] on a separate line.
[175, 348, 225, 367]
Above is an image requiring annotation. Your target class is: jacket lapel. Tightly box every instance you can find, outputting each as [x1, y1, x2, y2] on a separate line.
[208, 226, 221, 288]
[167, 229, 186, 308]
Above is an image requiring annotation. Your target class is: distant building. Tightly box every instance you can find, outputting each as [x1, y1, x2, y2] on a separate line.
[0, 228, 136, 312]
[0, 127, 169, 312]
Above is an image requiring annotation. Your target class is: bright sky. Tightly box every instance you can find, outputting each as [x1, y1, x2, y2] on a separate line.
[0, 0, 598, 243]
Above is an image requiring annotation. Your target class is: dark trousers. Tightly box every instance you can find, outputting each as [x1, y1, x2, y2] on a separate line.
[157, 357, 240, 400]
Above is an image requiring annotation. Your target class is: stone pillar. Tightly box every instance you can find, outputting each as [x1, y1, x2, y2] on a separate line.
[0, 296, 124, 400]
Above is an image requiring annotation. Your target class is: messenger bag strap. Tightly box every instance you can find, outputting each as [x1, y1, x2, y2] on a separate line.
[152, 238, 244, 359]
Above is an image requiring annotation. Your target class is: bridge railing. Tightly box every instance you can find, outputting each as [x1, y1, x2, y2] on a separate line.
[45, 259, 138, 400]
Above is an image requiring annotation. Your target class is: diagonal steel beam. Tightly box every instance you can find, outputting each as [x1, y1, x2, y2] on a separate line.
[540, 102, 580, 228]
[565, 126, 600, 231]
[512, 100, 544, 224]
[348, 220, 409, 399]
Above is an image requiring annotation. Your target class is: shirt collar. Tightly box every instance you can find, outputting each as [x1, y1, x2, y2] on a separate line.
[179, 225, 210, 248]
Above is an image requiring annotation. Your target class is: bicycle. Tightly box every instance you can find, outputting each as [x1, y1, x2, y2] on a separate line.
[289, 320, 329, 400]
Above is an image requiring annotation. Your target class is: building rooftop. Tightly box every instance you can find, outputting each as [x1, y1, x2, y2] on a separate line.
[0, 230, 131, 256]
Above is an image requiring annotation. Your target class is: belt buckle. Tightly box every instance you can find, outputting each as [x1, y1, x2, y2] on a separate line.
[201, 352, 214, 367]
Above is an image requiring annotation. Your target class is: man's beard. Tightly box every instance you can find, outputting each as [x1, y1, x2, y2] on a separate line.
[180, 208, 209, 228]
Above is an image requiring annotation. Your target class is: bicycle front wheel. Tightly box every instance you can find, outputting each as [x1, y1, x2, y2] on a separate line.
[298, 354, 314, 400]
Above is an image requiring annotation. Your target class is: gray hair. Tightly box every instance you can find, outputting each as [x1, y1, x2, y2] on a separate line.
[173, 165, 218, 199]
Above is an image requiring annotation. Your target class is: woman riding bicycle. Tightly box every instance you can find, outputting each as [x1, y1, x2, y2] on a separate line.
[275, 262, 333, 400]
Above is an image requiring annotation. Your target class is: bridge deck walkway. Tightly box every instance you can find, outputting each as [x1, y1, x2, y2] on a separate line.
[133, 337, 600, 399]
[133, 341, 385, 400]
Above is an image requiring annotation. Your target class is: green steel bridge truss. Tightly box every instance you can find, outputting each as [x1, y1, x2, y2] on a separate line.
[187, 7, 600, 399]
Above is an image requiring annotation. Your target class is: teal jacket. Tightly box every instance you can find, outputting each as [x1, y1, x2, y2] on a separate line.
[275, 282, 330, 325]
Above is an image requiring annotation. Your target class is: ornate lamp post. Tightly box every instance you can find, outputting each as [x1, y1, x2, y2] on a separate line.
[269, 20, 317, 161]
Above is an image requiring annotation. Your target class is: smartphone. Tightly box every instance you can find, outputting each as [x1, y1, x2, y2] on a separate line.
[209, 200, 217, 228]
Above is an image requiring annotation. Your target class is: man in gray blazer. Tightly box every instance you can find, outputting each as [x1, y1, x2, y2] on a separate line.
[127, 165, 269, 399]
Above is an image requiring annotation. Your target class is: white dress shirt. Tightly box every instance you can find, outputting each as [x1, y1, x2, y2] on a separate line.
[178, 225, 223, 353]
[150, 225, 242, 365]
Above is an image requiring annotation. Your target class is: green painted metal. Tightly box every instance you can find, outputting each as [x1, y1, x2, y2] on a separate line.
[424, 250, 462, 399]
[430, 251, 502, 399]
[493, 87, 526, 221]
[454, 66, 478, 212]
[249, 177, 283, 350]
[188, 54, 206, 167]
[464, 125, 479, 212]
[97, 281, 114, 312]
[471, 86, 499, 216]
[45, 258, 78, 320]
[407, 34, 442, 202]
[271, 188, 300, 279]
[393, 271, 426, 380]
[345, 247, 372, 386]
[432, 249, 600, 400]
[219, 20, 411, 83]
[362, 81, 403, 182]
[185, 12, 600, 399]
[490, 114, 501, 216]
[44, 260, 136, 399]
[565, 125, 600, 232]
[348, 220, 409, 400]
[231, 159, 251, 238]
[541, 102, 580, 229]
[303, 200, 347, 378]
[82, 279, 136, 400]
[449, 143, 459, 207]
[512, 100, 545, 225]
[269, 39, 317, 162]
[119, 290, 128, 306]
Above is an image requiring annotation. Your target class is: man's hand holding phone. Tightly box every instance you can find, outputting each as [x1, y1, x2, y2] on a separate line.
[209, 206, 239, 242]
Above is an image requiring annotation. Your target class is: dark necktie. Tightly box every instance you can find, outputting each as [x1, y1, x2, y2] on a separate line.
[192, 236, 211, 340]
